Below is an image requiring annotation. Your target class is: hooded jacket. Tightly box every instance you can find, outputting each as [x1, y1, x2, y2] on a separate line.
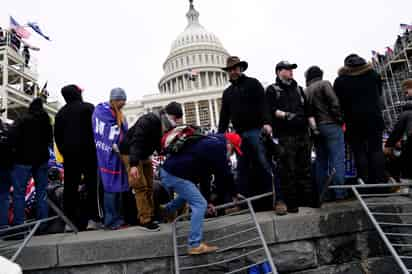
[10, 98, 53, 166]
[54, 87, 96, 156]
[333, 57, 384, 132]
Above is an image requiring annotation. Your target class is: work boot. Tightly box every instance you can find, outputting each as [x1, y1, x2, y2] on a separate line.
[274, 201, 288, 216]
[188, 243, 218, 255]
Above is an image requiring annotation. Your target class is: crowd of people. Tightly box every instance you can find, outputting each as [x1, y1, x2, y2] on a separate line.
[0, 52, 412, 255]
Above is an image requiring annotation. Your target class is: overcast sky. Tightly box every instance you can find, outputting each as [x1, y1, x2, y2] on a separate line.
[1, 0, 411, 104]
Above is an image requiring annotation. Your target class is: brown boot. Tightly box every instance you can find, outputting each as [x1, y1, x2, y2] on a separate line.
[274, 201, 288, 216]
[188, 243, 218, 255]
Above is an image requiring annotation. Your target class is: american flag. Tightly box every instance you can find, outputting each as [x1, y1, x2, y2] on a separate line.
[25, 179, 36, 209]
[400, 23, 412, 31]
[9, 16, 31, 39]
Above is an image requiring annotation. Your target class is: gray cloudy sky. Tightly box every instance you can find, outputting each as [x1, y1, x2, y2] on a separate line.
[1, 0, 412, 104]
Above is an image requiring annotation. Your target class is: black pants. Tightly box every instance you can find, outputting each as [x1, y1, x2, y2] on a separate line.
[347, 130, 385, 185]
[63, 148, 99, 230]
[279, 134, 315, 209]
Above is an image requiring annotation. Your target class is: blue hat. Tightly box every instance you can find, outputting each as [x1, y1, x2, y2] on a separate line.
[110, 87, 127, 101]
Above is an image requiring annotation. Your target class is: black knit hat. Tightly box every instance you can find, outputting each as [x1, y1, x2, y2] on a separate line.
[305, 66, 323, 82]
[164, 101, 183, 118]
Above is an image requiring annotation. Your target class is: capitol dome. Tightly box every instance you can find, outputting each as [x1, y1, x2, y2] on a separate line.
[158, 0, 230, 94]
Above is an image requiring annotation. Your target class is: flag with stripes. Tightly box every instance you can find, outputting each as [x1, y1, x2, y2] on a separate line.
[9, 16, 31, 39]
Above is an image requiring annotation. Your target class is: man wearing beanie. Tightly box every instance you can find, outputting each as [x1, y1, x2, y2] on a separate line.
[122, 101, 182, 231]
[384, 79, 412, 183]
[92, 88, 129, 229]
[334, 54, 385, 185]
[55, 85, 101, 231]
[304, 66, 347, 201]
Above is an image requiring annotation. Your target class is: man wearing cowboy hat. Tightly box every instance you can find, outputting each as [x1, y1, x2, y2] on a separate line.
[266, 61, 315, 215]
[218, 56, 273, 211]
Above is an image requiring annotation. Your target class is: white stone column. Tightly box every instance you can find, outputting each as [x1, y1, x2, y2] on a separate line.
[194, 101, 200, 126]
[220, 72, 225, 86]
[214, 98, 220, 126]
[208, 99, 215, 128]
[1, 56, 8, 119]
[181, 76, 186, 91]
[198, 72, 203, 89]
[182, 104, 187, 124]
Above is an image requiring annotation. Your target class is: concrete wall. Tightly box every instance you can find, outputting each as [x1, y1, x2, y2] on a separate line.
[18, 198, 411, 274]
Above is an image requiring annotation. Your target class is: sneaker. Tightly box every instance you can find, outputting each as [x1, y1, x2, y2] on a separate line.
[138, 221, 160, 232]
[274, 201, 288, 216]
[188, 242, 218, 255]
[87, 220, 104, 231]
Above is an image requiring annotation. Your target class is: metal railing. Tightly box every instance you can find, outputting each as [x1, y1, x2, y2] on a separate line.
[173, 192, 277, 274]
[0, 198, 78, 262]
[330, 180, 412, 273]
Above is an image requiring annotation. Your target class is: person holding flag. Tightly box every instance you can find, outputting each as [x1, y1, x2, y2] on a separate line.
[92, 88, 129, 230]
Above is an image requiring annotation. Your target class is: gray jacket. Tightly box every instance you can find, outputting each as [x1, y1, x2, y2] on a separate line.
[304, 78, 343, 125]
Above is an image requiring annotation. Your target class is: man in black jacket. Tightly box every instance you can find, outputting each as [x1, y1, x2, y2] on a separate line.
[218, 56, 273, 211]
[266, 61, 315, 214]
[54, 85, 100, 230]
[384, 79, 412, 181]
[334, 54, 385, 185]
[10, 98, 53, 226]
[125, 102, 182, 231]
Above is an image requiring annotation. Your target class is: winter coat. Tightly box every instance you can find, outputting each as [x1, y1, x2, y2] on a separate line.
[265, 77, 309, 137]
[304, 78, 343, 125]
[386, 103, 412, 147]
[10, 103, 53, 166]
[218, 74, 270, 134]
[54, 89, 96, 156]
[126, 112, 162, 167]
[162, 134, 235, 201]
[333, 62, 384, 133]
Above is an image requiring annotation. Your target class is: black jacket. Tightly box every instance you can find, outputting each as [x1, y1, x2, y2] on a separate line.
[218, 74, 270, 134]
[386, 103, 412, 147]
[266, 77, 309, 137]
[0, 120, 14, 168]
[333, 63, 384, 132]
[10, 107, 53, 166]
[126, 112, 162, 167]
[304, 78, 343, 125]
[54, 89, 95, 156]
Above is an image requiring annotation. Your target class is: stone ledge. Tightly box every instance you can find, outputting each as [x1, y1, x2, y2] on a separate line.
[17, 198, 409, 271]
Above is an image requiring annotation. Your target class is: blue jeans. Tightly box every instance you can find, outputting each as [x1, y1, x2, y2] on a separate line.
[160, 168, 207, 248]
[238, 129, 273, 210]
[0, 169, 12, 227]
[104, 191, 124, 229]
[12, 163, 49, 225]
[315, 124, 347, 199]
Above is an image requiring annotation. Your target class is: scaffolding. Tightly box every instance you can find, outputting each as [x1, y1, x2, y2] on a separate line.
[0, 29, 57, 121]
[374, 30, 412, 131]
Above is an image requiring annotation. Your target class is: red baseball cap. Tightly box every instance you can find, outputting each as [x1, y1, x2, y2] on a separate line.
[224, 133, 243, 156]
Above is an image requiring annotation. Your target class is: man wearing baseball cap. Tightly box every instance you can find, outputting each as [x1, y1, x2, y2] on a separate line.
[266, 61, 316, 215]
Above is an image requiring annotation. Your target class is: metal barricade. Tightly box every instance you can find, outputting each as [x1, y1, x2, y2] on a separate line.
[0, 198, 78, 262]
[330, 180, 412, 274]
[173, 192, 277, 274]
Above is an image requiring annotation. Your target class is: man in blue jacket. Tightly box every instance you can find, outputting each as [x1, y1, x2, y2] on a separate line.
[159, 133, 240, 255]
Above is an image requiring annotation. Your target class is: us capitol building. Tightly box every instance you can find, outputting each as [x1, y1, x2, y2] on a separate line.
[123, 0, 230, 129]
